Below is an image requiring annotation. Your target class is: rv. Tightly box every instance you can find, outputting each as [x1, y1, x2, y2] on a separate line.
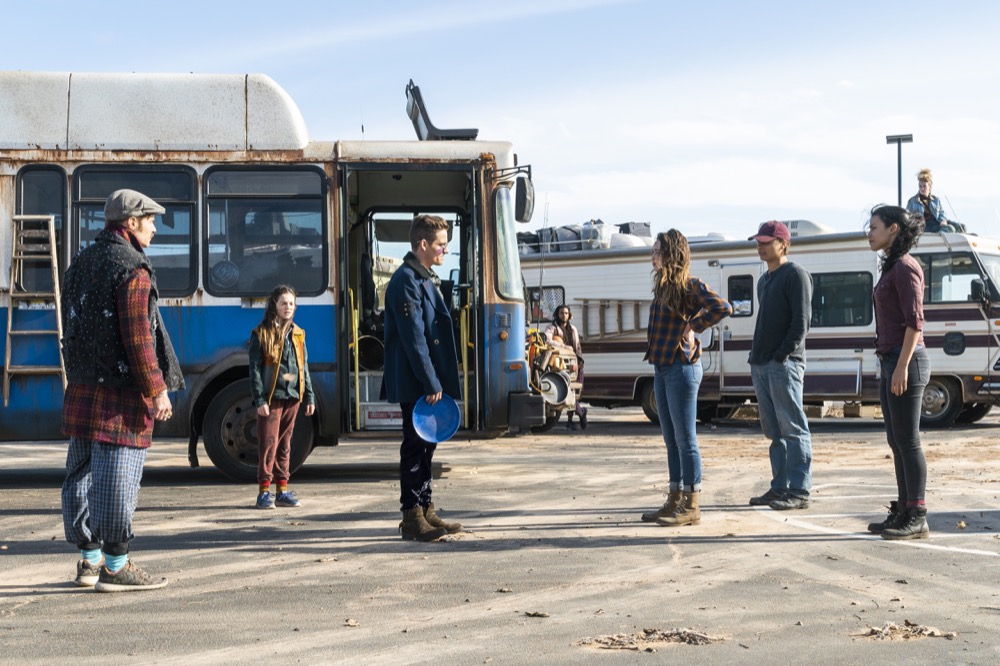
[521, 224, 1000, 428]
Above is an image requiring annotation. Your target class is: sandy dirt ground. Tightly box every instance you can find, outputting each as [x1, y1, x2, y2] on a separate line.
[2, 409, 999, 664]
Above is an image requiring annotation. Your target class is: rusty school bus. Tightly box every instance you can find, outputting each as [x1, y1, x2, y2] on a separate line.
[521, 225, 1000, 427]
[0, 72, 542, 479]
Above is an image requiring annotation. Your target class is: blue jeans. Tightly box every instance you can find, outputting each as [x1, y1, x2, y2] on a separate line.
[652, 361, 703, 490]
[750, 358, 812, 496]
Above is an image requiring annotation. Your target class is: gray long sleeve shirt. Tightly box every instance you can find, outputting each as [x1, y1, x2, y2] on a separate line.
[748, 261, 812, 365]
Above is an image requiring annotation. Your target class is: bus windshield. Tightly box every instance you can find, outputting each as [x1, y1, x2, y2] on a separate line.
[495, 185, 524, 301]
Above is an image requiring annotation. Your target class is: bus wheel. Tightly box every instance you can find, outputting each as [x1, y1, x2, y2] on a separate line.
[956, 402, 993, 424]
[920, 377, 963, 429]
[640, 382, 659, 425]
[530, 411, 561, 434]
[203, 379, 315, 481]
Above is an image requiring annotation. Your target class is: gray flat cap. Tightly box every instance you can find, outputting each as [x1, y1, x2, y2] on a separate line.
[104, 189, 166, 222]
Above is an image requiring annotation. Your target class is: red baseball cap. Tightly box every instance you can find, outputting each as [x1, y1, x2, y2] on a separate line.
[748, 220, 791, 242]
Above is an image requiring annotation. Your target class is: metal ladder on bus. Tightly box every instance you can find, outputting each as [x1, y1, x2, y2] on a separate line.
[4, 215, 67, 406]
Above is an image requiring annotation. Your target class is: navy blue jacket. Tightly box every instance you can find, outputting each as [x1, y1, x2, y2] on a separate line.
[381, 255, 461, 404]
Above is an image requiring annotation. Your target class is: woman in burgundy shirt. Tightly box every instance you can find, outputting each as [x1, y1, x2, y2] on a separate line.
[866, 205, 931, 540]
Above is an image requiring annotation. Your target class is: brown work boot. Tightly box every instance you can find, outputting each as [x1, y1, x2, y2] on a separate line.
[423, 502, 463, 533]
[641, 489, 682, 523]
[656, 490, 701, 526]
[399, 506, 447, 542]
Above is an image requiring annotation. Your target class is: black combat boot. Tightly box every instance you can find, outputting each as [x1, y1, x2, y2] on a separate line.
[880, 507, 929, 540]
[867, 500, 905, 534]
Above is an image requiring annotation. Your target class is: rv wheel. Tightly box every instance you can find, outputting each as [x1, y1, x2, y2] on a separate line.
[920, 377, 963, 428]
[955, 402, 992, 424]
[640, 382, 659, 425]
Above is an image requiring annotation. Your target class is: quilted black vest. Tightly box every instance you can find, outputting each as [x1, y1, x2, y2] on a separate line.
[61, 227, 184, 392]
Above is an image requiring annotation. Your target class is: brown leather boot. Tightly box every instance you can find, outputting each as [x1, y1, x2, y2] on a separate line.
[656, 490, 701, 526]
[423, 502, 463, 533]
[399, 506, 447, 541]
[641, 489, 682, 523]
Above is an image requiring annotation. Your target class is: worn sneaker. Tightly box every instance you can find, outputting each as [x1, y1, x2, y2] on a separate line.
[275, 490, 302, 508]
[256, 491, 276, 509]
[769, 493, 810, 511]
[749, 488, 783, 506]
[94, 561, 168, 593]
[74, 558, 102, 587]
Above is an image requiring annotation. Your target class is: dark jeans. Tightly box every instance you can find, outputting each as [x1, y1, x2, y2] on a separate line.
[878, 346, 930, 504]
[399, 402, 435, 511]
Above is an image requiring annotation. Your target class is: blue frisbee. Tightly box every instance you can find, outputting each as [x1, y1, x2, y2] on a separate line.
[412, 394, 461, 443]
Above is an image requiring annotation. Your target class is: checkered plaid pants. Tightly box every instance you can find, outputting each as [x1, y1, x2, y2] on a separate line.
[62, 437, 147, 556]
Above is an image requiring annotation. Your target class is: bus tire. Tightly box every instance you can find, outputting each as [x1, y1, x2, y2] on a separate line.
[955, 402, 993, 424]
[640, 382, 659, 425]
[203, 379, 314, 481]
[920, 376, 963, 429]
[530, 412, 561, 434]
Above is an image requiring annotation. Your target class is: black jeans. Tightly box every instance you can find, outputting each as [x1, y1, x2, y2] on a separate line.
[399, 402, 435, 511]
[878, 346, 931, 503]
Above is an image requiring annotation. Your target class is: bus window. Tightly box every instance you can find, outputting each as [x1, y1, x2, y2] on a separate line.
[73, 167, 197, 296]
[15, 166, 66, 291]
[728, 275, 754, 317]
[811, 272, 873, 327]
[204, 168, 326, 297]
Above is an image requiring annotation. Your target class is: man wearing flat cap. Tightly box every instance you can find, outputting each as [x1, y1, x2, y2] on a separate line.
[60, 188, 184, 592]
[745, 221, 814, 511]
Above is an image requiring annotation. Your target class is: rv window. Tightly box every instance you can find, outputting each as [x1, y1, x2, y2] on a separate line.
[811, 272, 873, 327]
[728, 275, 754, 317]
[916, 252, 984, 303]
[528, 286, 565, 324]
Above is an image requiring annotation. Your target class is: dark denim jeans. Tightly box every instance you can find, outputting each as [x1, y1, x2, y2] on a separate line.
[878, 346, 930, 503]
[750, 358, 813, 496]
[652, 361, 703, 491]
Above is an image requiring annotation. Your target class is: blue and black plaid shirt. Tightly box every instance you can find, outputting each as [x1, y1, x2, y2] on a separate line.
[644, 277, 732, 366]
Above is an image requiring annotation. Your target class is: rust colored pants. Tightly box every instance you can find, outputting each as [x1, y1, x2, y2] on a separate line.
[257, 398, 301, 486]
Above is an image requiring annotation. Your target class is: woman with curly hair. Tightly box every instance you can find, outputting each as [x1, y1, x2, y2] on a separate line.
[249, 285, 315, 509]
[866, 205, 931, 539]
[640, 229, 732, 527]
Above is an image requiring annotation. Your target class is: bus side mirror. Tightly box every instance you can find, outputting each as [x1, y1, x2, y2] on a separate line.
[971, 278, 986, 303]
[516, 174, 534, 223]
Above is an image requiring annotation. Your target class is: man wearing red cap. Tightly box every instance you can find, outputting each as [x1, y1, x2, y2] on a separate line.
[746, 221, 814, 511]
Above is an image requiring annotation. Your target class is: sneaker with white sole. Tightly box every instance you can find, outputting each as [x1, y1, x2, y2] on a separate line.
[94, 561, 168, 593]
[256, 491, 276, 509]
[74, 558, 102, 587]
[275, 490, 302, 507]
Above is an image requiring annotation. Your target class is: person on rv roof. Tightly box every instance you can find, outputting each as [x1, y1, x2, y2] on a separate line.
[544, 304, 588, 430]
[640, 229, 732, 528]
[866, 205, 931, 540]
[745, 220, 814, 512]
[905, 168, 965, 233]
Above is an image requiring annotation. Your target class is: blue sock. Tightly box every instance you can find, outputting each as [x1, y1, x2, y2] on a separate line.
[103, 553, 128, 572]
[80, 549, 102, 566]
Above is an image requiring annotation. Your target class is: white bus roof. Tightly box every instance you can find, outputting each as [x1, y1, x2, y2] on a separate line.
[0, 71, 309, 151]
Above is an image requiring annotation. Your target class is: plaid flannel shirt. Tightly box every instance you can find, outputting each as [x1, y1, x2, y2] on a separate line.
[644, 277, 732, 366]
[62, 266, 168, 449]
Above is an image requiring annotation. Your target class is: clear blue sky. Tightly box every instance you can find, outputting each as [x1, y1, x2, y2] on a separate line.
[5, 0, 999, 238]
